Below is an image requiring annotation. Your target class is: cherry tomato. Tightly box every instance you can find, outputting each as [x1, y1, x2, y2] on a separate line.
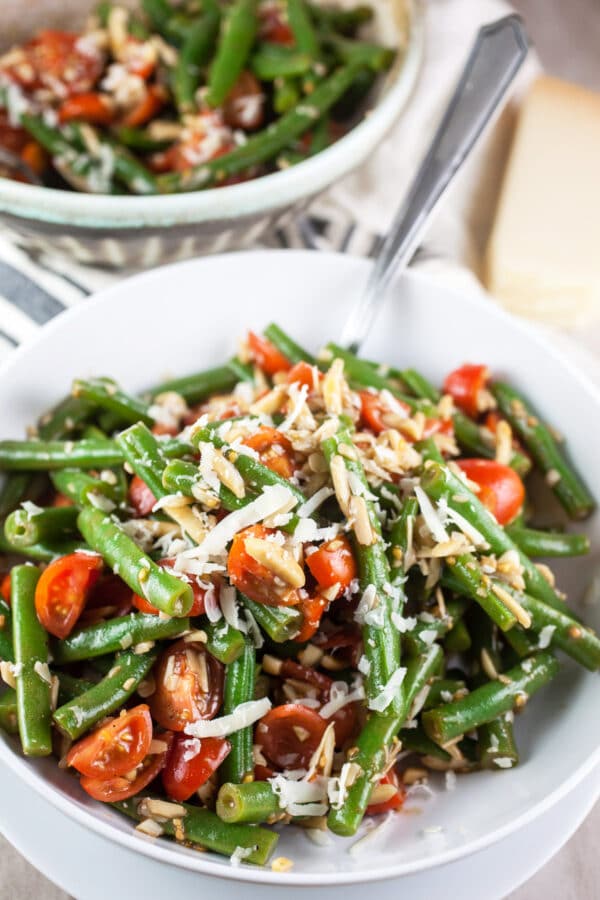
[133, 560, 207, 617]
[243, 426, 295, 479]
[306, 536, 356, 597]
[0, 574, 11, 604]
[67, 705, 153, 778]
[58, 92, 114, 125]
[247, 331, 291, 376]
[52, 492, 74, 508]
[122, 37, 156, 79]
[256, 704, 327, 770]
[121, 84, 165, 128]
[79, 732, 173, 803]
[128, 475, 156, 517]
[150, 110, 233, 173]
[287, 361, 321, 391]
[295, 594, 329, 643]
[258, 7, 294, 45]
[223, 70, 264, 130]
[34, 552, 103, 639]
[456, 458, 525, 525]
[0, 110, 29, 155]
[253, 763, 276, 781]
[1, 31, 104, 98]
[443, 364, 490, 419]
[81, 572, 133, 625]
[150, 640, 224, 732]
[162, 733, 231, 802]
[366, 770, 406, 816]
[314, 625, 362, 669]
[358, 390, 410, 435]
[228, 524, 300, 607]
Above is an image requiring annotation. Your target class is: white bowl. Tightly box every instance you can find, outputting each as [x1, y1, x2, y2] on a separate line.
[0, 1, 423, 268]
[0, 250, 599, 886]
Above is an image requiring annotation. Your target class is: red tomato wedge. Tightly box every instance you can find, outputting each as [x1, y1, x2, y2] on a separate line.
[34, 552, 103, 639]
[150, 640, 224, 732]
[121, 84, 165, 128]
[295, 593, 329, 643]
[132, 560, 207, 617]
[306, 536, 356, 597]
[358, 390, 409, 434]
[1, 31, 104, 98]
[79, 732, 173, 803]
[287, 361, 321, 391]
[81, 572, 133, 625]
[247, 331, 291, 376]
[128, 475, 156, 516]
[443, 364, 490, 419]
[256, 704, 327, 770]
[366, 770, 406, 816]
[456, 459, 525, 525]
[228, 524, 300, 607]
[243, 426, 295, 478]
[58, 92, 114, 125]
[67, 705, 153, 778]
[162, 734, 231, 802]
[0, 574, 10, 604]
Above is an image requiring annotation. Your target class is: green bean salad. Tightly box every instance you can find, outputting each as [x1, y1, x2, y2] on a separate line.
[0, 324, 597, 868]
[0, 0, 397, 194]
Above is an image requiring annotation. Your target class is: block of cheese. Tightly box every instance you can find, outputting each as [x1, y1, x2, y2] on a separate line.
[485, 76, 600, 326]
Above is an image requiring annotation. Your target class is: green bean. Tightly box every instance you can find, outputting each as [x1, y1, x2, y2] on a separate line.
[11, 565, 52, 756]
[57, 672, 95, 706]
[506, 525, 590, 558]
[444, 617, 471, 653]
[228, 356, 254, 383]
[325, 34, 394, 71]
[398, 725, 452, 762]
[148, 365, 237, 403]
[421, 461, 567, 611]
[221, 637, 255, 783]
[38, 395, 95, 440]
[53, 650, 157, 740]
[0, 474, 33, 518]
[0, 688, 18, 734]
[322, 424, 400, 712]
[77, 507, 194, 617]
[273, 76, 301, 114]
[51, 611, 189, 664]
[517, 592, 600, 671]
[0, 531, 87, 563]
[478, 712, 519, 769]
[400, 369, 439, 403]
[492, 382, 595, 520]
[50, 468, 126, 507]
[206, 0, 259, 108]
[158, 64, 364, 191]
[388, 496, 418, 577]
[115, 795, 279, 865]
[113, 126, 173, 153]
[0, 598, 14, 663]
[4, 505, 79, 549]
[309, 3, 373, 35]
[162, 458, 252, 511]
[422, 651, 559, 745]
[217, 780, 280, 824]
[142, 0, 186, 43]
[116, 422, 166, 501]
[415, 436, 444, 464]
[203, 618, 246, 665]
[328, 645, 441, 836]
[423, 677, 468, 710]
[251, 45, 313, 80]
[441, 555, 517, 633]
[173, 6, 221, 112]
[73, 378, 153, 428]
[288, 0, 320, 56]
[239, 593, 302, 642]
[0, 439, 123, 471]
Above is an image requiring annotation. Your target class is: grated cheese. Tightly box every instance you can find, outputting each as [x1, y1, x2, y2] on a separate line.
[184, 698, 271, 738]
[414, 486, 449, 543]
[537, 624, 556, 649]
[368, 666, 407, 712]
[319, 679, 365, 718]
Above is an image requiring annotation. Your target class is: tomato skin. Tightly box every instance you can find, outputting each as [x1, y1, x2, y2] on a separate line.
[243, 426, 295, 479]
[162, 734, 231, 802]
[223, 70, 264, 130]
[81, 572, 133, 625]
[366, 770, 406, 816]
[150, 640, 224, 732]
[306, 536, 356, 597]
[247, 331, 291, 376]
[295, 594, 329, 643]
[132, 560, 207, 617]
[67, 705, 152, 778]
[256, 704, 327, 770]
[228, 524, 300, 607]
[79, 732, 173, 803]
[129, 475, 156, 517]
[58, 92, 114, 125]
[287, 361, 321, 391]
[35, 552, 103, 639]
[456, 459, 525, 525]
[259, 10, 295, 45]
[0, 574, 10, 604]
[359, 390, 411, 435]
[1, 31, 104, 98]
[443, 364, 489, 419]
[313, 625, 362, 669]
[121, 84, 165, 128]
[150, 111, 234, 174]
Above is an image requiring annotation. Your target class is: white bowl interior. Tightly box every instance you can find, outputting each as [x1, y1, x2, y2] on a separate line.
[0, 251, 599, 885]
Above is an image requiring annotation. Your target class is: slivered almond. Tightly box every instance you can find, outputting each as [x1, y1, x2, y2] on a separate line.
[330, 454, 351, 516]
[494, 419, 513, 465]
[480, 648, 499, 680]
[261, 654, 283, 676]
[183, 630, 208, 644]
[338, 443, 357, 461]
[292, 726, 310, 741]
[402, 767, 428, 785]
[249, 385, 286, 416]
[535, 562, 556, 587]
[297, 644, 323, 667]
[244, 536, 306, 588]
[349, 495, 376, 545]
[320, 582, 341, 602]
[149, 739, 169, 754]
[369, 783, 399, 805]
[308, 452, 329, 473]
[139, 798, 187, 820]
[322, 358, 344, 415]
[212, 451, 246, 498]
[491, 583, 532, 628]
[136, 818, 164, 837]
[168, 505, 206, 545]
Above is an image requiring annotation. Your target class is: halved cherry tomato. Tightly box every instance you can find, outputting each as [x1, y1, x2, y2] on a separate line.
[34, 552, 103, 639]
[253, 763, 276, 781]
[121, 84, 165, 128]
[122, 37, 156, 79]
[258, 7, 294, 45]
[422, 417, 454, 440]
[150, 110, 234, 173]
[150, 640, 224, 732]
[128, 475, 156, 517]
[313, 625, 362, 669]
[52, 492, 73, 507]
[79, 732, 173, 803]
[66, 705, 152, 778]
[228, 524, 300, 607]
[243, 426, 295, 478]
[276, 658, 333, 693]
[1, 31, 104, 97]
[456, 458, 525, 525]
[247, 331, 291, 376]
[20, 140, 47, 175]
[295, 593, 329, 643]
[366, 769, 406, 816]
[223, 70, 264, 130]
[443, 364, 490, 419]
[133, 560, 207, 617]
[0, 574, 11, 604]
[58, 92, 114, 125]
[162, 733, 231, 802]
[287, 361, 321, 391]
[256, 703, 327, 770]
[306, 536, 356, 597]
[358, 390, 410, 435]
[81, 572, 133, 625]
